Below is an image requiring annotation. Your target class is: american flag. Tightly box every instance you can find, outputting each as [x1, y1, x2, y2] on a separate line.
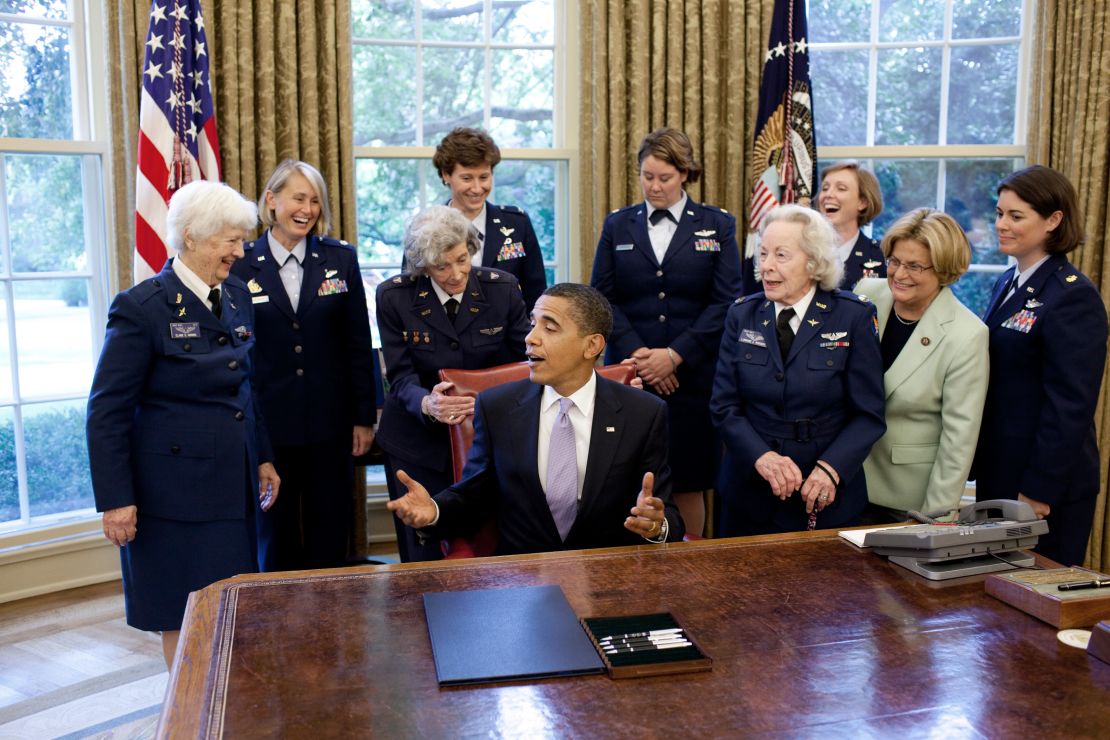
[743, 0, 817, 294]
[134, 0, 221, 283]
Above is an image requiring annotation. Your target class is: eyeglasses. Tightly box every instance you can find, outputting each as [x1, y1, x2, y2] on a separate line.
[886, 257, 935, 275]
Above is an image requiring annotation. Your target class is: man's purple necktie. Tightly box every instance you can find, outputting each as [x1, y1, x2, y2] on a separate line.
[546, 397, 578, 540]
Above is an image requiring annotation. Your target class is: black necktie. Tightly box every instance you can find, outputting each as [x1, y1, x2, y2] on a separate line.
[987, 272, 1017, 319]
[777, 307, 796, 361]
[649, 209, 676, 226]
[208, 287, 221, 319]
[445, 297, 459, 324]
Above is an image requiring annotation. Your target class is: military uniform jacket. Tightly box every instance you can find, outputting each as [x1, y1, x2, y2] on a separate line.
[841, 232, 886, 290]
[973, 253, 1108, 507]
[86, 261, 272, 522]
[710, 289, 886, 528]
[231, 232, 375, 447]
[590, 198, 743, 386]
[480, 202, 547, 311]
[374, 268, 529, 473]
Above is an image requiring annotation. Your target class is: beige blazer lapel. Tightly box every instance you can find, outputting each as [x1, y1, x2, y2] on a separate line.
[883, 287, 957, 399]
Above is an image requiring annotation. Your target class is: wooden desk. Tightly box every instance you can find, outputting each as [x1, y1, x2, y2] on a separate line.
[161, 532, 1110, 737]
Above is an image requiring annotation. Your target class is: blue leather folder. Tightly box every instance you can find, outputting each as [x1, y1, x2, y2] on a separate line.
[423, 584, 605, 685]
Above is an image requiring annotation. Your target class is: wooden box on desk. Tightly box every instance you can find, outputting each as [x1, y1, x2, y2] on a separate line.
[580, 612, 712, 679]
[985, 567, 1110, 628]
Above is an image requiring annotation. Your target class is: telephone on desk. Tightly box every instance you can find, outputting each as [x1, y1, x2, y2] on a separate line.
[864, 499, 1050, 581]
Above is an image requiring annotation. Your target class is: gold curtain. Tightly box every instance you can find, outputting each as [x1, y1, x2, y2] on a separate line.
[105, 0, 356, 287]
[578, 0, 773, 282]
[1027, 1, 1110, 569]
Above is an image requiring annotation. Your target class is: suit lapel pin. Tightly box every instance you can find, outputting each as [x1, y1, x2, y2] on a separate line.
[469, 306, 479, 313]
[401, 330, 408, 342]
[500, 226, 514, 236]
[247, 279, 263, 294]
[854, 251, 863, 257]
[1026, 285, 1035, 292]
[492, 218, 501, 224]
[420, 308, 431, 316]
[418, 291, 429, 298]
[606, 426, 616, 432]
[921, 337, 931, 346]
[807, 319, 819, 326]
[311, 252, 319, 258]
[257, 254, 266, 261]
[423, 332, 430, 344]
[762, 319, 770, 326]
[325, 269, 338, 278]
[178, 307, 186, 317]
[1066, 275, 1078, 283]
[1025, 299, 1043, 309]
[175, 292, 183, 304]
[815, 301, 828, 310]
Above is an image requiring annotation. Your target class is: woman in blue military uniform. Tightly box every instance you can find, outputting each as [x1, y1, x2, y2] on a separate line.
[711, 204, 885, 534]
[429, 127, 547, 311]
[87, 181, 280, 667]
[375, 205, 529, 561]
[817, 161, 886, 289]
[973, 165, 1108, 566]
[591, 127, 742, 537]
[231, 160, 376, 571]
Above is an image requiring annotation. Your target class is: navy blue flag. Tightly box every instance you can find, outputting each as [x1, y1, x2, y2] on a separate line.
[744, 0, 818, 294]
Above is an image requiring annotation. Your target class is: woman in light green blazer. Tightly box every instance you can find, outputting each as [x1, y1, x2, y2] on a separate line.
[856, 209, 988, 520]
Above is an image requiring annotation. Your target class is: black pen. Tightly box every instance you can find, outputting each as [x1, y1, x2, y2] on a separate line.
[604, 641, 692, 654]
[600, 636, 688, 648]
[1057, 579, 1110, 591]
[597, 628, 683, 641]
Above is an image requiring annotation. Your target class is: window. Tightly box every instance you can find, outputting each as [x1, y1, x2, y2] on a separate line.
[0, 0, 110, 531]
[350, 0, 572, 346]
[808, 0, 1028, 315]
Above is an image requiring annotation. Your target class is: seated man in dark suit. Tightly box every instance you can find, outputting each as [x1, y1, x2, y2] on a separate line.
[388, 283, 685, 554]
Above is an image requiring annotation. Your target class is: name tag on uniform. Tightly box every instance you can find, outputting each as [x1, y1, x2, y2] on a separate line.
[615, 243, 634, 251]
[170, 322, 201, 339]
[252, 295, 270, 304]
[739, 329, 766, 347]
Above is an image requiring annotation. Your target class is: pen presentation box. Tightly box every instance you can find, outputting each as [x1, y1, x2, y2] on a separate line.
[985, 567, 1110, 628]
[580, 612, 711, 679]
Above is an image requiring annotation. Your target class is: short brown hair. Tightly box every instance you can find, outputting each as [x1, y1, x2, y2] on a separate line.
[819, 161, 883, 226]
[997, 165, 1084, 254]
[637, 128, 702, 184]
[881, 208, 971, 287]
[432, 127, 501, 180]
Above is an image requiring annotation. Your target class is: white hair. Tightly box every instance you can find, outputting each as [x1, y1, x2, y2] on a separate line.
[403, 205, 480, 274]
[166, 180, 258, 252]
[760, 204, 843, 290]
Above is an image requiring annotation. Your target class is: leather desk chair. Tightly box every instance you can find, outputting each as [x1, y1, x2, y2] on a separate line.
[437, 361, 636, 558]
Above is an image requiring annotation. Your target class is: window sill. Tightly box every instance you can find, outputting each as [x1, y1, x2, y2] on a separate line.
[0, 518, 119, 604]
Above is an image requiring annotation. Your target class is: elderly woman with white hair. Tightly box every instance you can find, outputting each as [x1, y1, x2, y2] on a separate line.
[87, 180, 280, 668]
[375, 205, 529, 561]
[710, 204, 885, 534]
[231, 160, 376, 572]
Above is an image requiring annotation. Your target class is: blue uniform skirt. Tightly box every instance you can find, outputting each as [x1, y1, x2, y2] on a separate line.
[119, 483, 258, 632]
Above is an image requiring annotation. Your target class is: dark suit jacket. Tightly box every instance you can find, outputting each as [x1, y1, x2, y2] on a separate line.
[374, 268, 529, 474]
[429, 376, 684, 554]
[711, 289, 886, 530]
[841, 232, 886, 290]
[973, 253, 1108, 508]
[86, 260, 272, 522]
[481, 202, 547, 311]
[231, 233, 375, 446]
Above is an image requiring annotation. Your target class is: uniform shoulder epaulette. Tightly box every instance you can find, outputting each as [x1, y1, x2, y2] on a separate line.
[130, 277, 163, 304]
[243, 238, 263, 253]
[223, 273, 249, 294]
[380, 274, 417, 290]
[498, 204, 525, 215]
[832, 288, 869, 304]
[1054, 264, 1082, 285]
[317, 235, 356, 250]
[475, 267, 518, 285]
[734, 291, 764, 305]
[608, 203, 639, 217]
